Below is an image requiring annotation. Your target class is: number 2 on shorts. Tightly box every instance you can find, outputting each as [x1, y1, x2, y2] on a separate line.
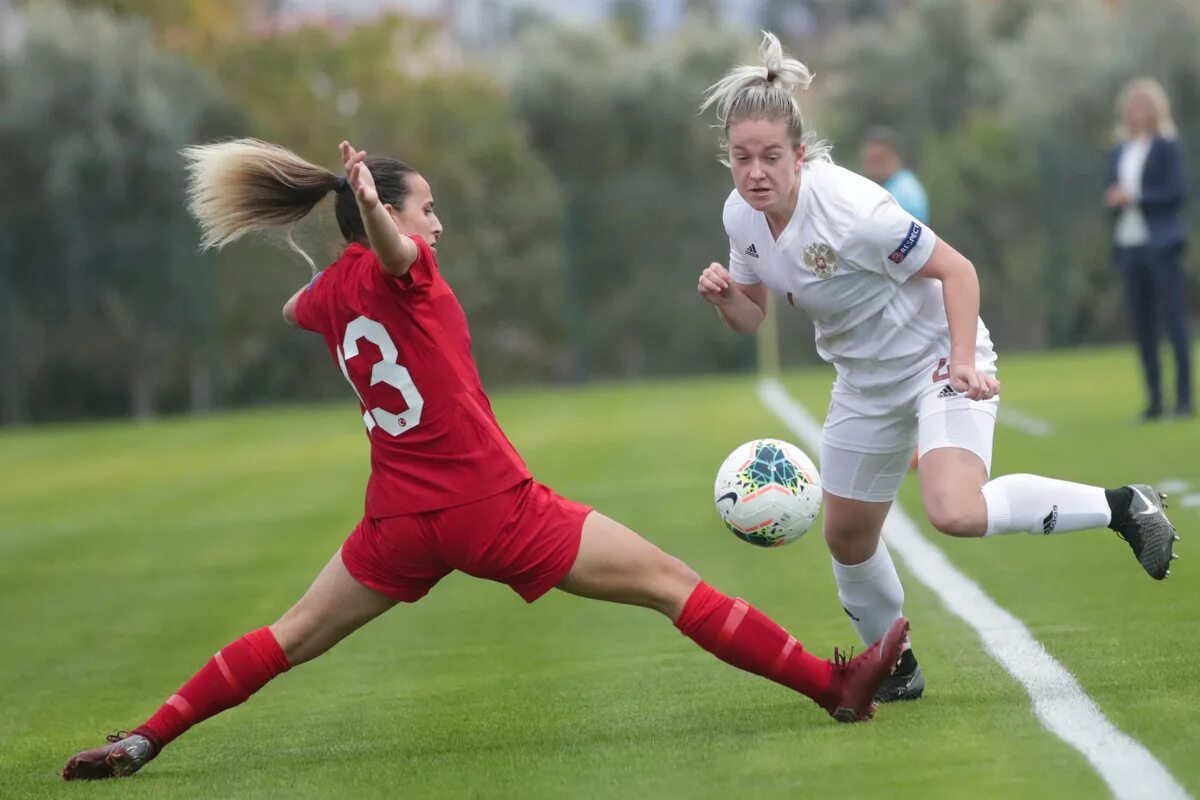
[336, 315, 424, 436]
[932, 357, 950, 383]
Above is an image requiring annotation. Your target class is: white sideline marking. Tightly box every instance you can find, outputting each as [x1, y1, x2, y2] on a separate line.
[757, 378, 1190, 800]
[998, 406, 1054, 437]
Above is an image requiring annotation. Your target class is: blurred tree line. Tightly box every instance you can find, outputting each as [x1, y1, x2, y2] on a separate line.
[1, 0, 564, 423]
[1, 0, 1198, 424]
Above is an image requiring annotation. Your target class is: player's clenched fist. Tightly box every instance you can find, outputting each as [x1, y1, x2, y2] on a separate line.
[698, 262, 735, 306]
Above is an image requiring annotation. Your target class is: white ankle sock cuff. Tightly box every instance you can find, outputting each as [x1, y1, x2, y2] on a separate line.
[981, 481, 1012, 536]
[832, 540, 892, 582]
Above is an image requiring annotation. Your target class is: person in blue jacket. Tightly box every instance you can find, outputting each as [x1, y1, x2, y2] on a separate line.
[860, 126, 929, 223]
[1106, 78, 1191, 421]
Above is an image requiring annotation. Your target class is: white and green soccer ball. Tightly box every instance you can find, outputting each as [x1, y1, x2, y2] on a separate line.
[713, 438, 822, 547]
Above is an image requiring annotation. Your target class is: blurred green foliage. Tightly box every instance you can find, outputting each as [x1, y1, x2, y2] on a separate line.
[3, 0, 1198, 423]
[822, 0, 1200, 353]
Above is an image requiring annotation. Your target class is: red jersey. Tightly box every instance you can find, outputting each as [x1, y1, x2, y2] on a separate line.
[294, 238, 530, 516]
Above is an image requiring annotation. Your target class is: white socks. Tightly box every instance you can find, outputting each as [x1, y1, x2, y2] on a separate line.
[981, 474, 1111, 536]
[830, 475, 1113, 646]
[831, 539, 906, 647]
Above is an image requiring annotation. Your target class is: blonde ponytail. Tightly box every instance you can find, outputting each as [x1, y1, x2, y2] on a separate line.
[701, 32, 831, 164]
[182, 138, 340, 273]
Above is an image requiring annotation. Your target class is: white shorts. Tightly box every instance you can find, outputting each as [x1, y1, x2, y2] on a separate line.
[820, 351, 999, 503]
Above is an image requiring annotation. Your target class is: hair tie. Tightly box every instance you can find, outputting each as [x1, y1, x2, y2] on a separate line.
[334, 175, 348, 192]
[765, 69, 777, 84]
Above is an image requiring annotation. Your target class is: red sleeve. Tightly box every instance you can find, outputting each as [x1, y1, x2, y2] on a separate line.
[403, 235, 437, 288]
[293, 269, 330, 334]
[360, 235, 438, 296]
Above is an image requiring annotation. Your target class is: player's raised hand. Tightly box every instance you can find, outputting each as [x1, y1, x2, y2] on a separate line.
[349, 161, 378, 209]
[339, 140, 377, 208]
[698, 262, 736, 307]
[339, 140, 367, 177]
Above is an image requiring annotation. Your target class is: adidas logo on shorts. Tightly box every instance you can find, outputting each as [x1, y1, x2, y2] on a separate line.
[936, 385, 958, 399]
[745, 244, 759, 258]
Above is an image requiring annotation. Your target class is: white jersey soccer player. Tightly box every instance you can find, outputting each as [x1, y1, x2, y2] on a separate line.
[723, 161, 1000, 495]
[697, 33, 1180, 703]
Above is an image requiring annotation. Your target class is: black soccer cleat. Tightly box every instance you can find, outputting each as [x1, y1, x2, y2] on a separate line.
[1112, 485, 1180, 581]
[62, 731, 156, 781]
[874, 648, 924, 702]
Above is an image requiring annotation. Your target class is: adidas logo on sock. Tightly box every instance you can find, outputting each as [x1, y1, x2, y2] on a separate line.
[936, 385, 957, 399]
[745, 244, 759, 258]
[1042, 504, 1059, 534]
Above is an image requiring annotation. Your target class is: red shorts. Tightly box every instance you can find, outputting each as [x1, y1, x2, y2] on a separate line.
[341, 479, 590, 603]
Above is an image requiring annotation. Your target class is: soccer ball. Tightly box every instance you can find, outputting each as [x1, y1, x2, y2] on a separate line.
[713, 438, 822, 547]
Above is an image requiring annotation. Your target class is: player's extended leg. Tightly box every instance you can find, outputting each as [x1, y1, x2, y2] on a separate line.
[917, 375, 1180, 579]
[556, 511, 908, 723]
[818, 439, 920, 703]
[822, 492, 901, 646]
[822, 490, 920, 702]
[918, 447, 1180, 579]
[62, 549, 396, 781]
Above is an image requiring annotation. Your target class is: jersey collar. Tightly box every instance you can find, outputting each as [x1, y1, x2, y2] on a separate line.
[764, 166, 810, 252]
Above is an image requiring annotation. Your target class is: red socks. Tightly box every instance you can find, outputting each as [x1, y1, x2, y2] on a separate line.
[675, 582, 833, 704]
[134, 626, 290, 751]
[131, 590, 826, 751]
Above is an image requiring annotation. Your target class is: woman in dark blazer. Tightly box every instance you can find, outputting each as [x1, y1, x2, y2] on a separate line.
[1106, 78, 1191, 420]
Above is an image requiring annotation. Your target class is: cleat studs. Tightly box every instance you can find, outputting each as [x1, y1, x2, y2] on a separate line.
[1165, 569, 1171, 578]
[1174, 534, 1181, 541]
[1172, 552, 1179, 560]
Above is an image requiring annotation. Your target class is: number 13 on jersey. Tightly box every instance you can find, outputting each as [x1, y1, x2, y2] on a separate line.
[336, 315, 424, 436]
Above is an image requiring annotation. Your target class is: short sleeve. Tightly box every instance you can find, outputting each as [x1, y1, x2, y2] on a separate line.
[728, 238, 760, 284]
[850, 196, 938, 281]
[293, 269, 329, 334]
[403, 235, 438, 289]
[342, 235, 439, 304]
[363, 234, 437, 294]
[723, 197, 761, 285]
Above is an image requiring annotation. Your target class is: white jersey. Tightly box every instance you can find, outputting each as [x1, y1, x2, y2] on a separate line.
[724, 160, 993, 393]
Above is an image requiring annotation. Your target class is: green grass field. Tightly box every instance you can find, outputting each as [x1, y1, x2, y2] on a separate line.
[1, 346, 1196, 799]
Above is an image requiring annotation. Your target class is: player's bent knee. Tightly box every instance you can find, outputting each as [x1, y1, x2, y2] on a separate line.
[926, 502, 985, 537]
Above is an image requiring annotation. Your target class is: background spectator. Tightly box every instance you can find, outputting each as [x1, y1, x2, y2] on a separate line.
[859, 126, 929, 223]
[1106, 77, 1191, 420]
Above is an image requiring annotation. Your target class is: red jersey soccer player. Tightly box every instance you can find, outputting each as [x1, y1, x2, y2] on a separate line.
[62, 138, 908, 781]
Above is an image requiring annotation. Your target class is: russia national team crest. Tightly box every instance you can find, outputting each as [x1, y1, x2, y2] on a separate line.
[803, 242, 838, 279]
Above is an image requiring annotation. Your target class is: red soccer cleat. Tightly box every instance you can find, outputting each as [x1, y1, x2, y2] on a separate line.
[822, 617, 910, 723]
[61, 731, 156, 781]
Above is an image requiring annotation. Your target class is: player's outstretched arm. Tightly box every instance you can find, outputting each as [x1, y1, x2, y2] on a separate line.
[340, 140, 418, 277]
[698, 262, 768, 334]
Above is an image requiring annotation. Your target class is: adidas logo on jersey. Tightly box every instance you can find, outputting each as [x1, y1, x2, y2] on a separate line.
[936, 385, 958, 399]
[745, 244, 759, 258]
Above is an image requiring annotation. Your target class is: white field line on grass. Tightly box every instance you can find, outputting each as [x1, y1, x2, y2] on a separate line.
[997, 405, 1054, 437]
[757, 378, 1190, 800]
